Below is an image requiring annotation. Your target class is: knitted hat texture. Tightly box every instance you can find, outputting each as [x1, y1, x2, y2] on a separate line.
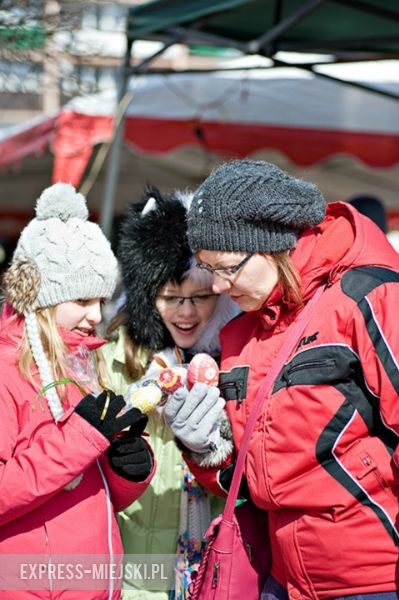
[188, 160, 326, 253]
[8, 183, 117, 312]
[3, 183, 118, 427]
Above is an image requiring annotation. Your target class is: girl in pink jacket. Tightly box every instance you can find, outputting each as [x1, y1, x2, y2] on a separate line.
[0, 183, 154, 599]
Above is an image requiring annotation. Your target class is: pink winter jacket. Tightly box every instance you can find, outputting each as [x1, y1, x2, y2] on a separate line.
[0, 308, 155, 599]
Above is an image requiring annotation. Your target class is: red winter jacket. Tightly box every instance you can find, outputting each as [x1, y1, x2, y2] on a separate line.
[0, 309, 155, 599]
[190, 203, 399, 599]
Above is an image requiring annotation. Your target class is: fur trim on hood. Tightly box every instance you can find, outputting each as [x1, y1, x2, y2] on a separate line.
[118, 187, 239, 354]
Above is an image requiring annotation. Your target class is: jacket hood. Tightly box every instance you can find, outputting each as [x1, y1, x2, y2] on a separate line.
[256, 201, 399, 329]
[292, 201, 399, 300]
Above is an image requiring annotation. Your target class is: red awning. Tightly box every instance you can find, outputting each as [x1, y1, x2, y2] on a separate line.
[51, 69, 399, 186]
[0, 115, 57, 169]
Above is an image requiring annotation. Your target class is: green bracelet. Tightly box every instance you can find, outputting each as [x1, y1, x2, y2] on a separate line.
[38, 377, 87, 398]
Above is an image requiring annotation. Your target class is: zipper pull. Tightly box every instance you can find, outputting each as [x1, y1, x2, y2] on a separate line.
[281, 369, 292, 386]
[212, 561, 220, 588]
[246, 542, 253, 562]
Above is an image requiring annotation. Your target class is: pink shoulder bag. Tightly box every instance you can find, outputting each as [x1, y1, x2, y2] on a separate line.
[188, 286, 325, 600]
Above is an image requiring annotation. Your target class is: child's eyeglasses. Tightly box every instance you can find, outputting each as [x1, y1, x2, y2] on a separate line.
[157, 294, 217, 308]
[196, 254, 252, 280]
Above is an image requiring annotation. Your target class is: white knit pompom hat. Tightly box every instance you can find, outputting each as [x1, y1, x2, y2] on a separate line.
[12, 182, 117, 309]
[4, 183, 118, 421]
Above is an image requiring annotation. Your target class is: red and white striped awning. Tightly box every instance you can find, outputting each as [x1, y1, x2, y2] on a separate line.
[51, 67, 399, 186]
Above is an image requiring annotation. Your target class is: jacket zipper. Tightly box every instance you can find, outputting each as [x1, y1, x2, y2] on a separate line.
[287, 359, 334, 373]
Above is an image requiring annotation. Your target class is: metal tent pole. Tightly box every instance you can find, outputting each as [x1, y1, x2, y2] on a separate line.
[99, 28, 181, 239]
[99, 29, 133, 239]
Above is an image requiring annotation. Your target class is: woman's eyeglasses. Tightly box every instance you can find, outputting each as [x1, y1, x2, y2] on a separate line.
[196, 254, 252, 280]
[157, 294, 217, 308]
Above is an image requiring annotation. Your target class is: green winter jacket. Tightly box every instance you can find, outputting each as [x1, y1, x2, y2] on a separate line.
[102, 328, 225, 600]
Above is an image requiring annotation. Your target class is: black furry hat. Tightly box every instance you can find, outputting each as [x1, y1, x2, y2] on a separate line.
[118, 187, 193, 351]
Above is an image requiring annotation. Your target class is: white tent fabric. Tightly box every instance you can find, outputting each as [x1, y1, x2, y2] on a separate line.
[1, 62, 399, 222]
[52, 63, 399, 218]
[68, 63, 399, 136]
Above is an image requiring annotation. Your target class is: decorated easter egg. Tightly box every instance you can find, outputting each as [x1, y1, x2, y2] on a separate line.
[157, 368, 183, 394]
[127, 383, 163, 414]
[187, 353, 220, 389]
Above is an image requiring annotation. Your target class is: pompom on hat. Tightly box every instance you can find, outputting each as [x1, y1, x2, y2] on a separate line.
[5, 182, 117, 313]
[188, 159, 326, 253]
[3, 182, 118, 423]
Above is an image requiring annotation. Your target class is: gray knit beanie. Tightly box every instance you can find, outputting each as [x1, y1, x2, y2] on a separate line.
[188, 160, 326, 253]
[6, 182, 117, 312]
[3, 183, 118, 425]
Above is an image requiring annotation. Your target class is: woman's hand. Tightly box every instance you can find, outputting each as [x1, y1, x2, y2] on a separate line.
[164, 382, 225, 453]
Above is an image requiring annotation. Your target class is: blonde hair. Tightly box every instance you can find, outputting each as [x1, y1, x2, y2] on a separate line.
[272, 251, 303, 308]
[107, 310, 147, 381]
[19, 306, 105, 399]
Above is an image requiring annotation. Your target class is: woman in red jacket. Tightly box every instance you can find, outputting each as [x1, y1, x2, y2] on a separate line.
[0, 183, 154, 599]
[164, 160, 399, 600]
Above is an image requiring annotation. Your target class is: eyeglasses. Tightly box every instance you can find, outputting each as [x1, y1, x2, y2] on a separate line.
[196, 254, 252, 280]
[157, 294, 217, 308]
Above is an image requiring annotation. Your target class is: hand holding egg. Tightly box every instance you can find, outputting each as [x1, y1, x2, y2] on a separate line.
[124, 354, 219, 414]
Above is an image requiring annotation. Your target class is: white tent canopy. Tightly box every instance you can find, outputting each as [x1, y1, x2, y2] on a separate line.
[1, 61, 399, 227]
[52, 61, 399, 218]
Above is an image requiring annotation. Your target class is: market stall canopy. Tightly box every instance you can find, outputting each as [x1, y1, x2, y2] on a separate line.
[89, 0, 399, 238]
[0, 115, 57, 169]
[2, 64, 399, 228]
[127, 0, 399, 63]
[52, 64, 399, 188]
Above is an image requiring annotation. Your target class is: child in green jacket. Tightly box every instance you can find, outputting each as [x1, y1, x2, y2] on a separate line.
[102, 187, 239, 599]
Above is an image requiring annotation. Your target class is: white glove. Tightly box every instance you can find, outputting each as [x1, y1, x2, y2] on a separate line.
[163, 382, 225, 454]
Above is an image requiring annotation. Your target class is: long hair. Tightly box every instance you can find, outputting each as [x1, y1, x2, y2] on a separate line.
[19, 307, 67, 389]
[106, 309, 147, 381]
[273, 251, 302, 308]
[18, 307, 105, 399]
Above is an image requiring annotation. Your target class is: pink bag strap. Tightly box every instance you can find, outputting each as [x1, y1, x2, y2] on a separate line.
[223, 285, 325, 520]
